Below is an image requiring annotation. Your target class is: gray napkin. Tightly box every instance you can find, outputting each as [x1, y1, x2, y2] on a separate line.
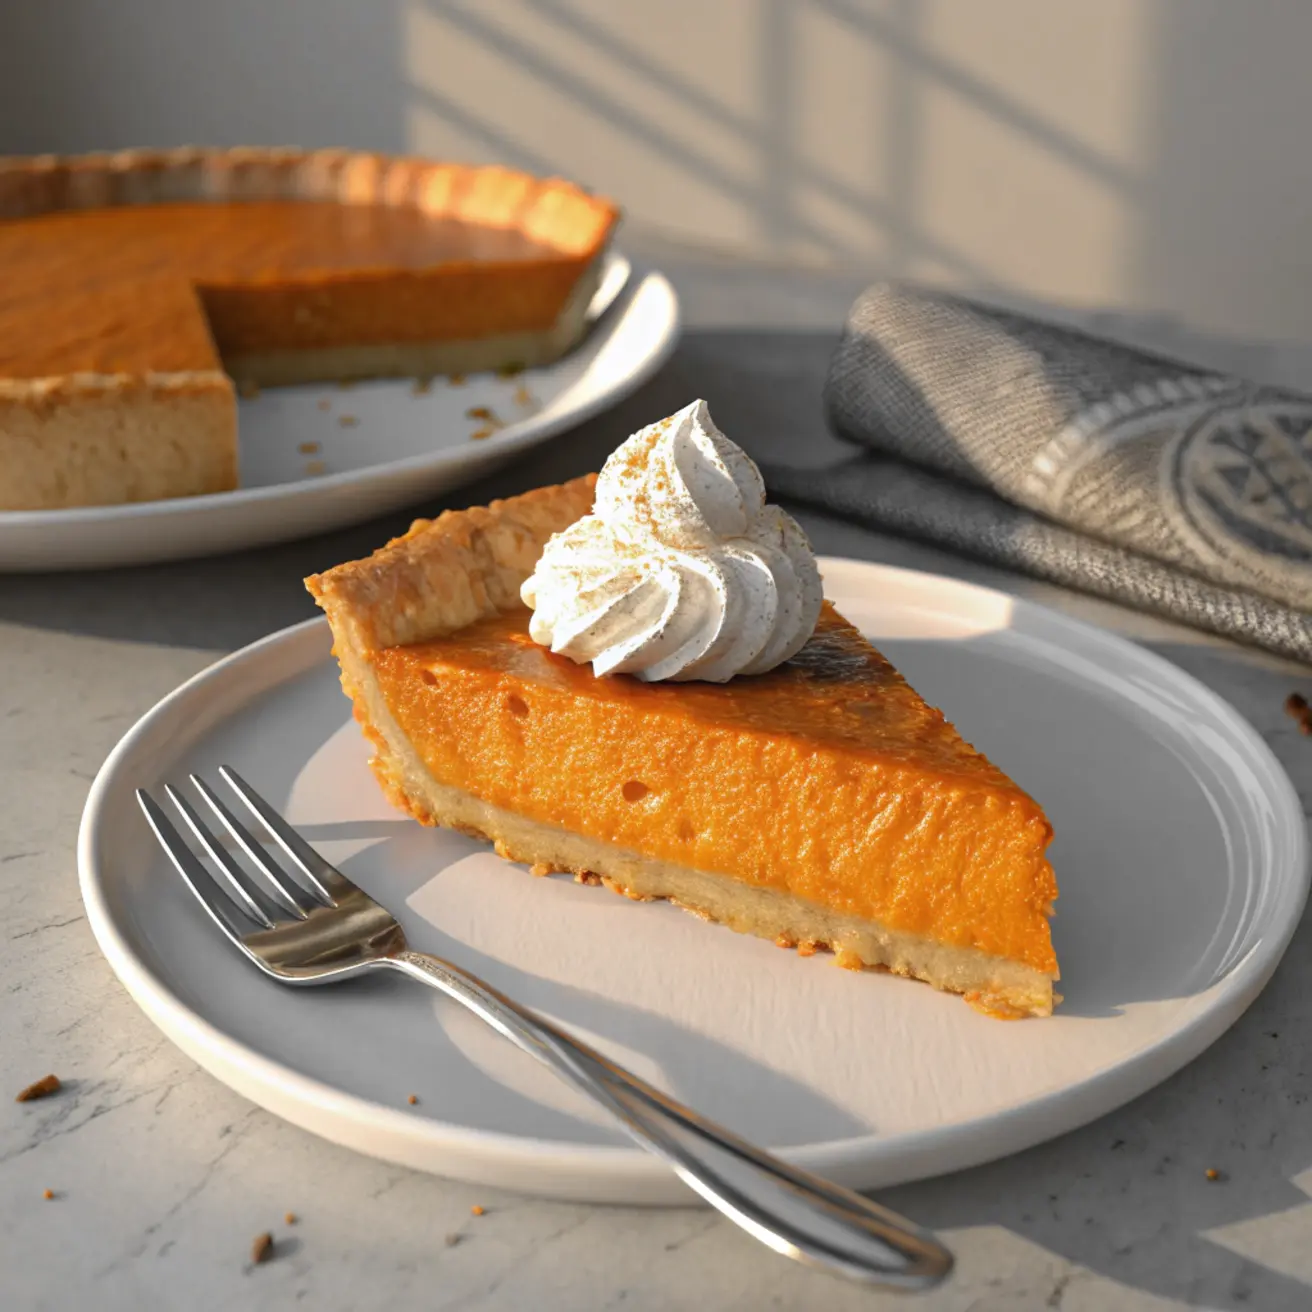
[763, 283, 1312, 663]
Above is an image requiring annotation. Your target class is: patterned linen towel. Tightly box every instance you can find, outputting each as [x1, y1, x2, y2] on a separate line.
[763, 282, 1312, 662]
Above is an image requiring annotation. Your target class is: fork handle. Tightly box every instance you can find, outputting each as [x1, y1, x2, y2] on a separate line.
[387, 949, 951, 1291]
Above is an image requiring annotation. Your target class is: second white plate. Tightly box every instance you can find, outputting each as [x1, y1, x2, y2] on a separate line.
[0, 254, 677, 572]
[78, 559, 1308, 1204]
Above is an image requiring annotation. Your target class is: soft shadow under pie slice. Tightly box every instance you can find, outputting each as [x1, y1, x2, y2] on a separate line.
[307, 477, 1059, 1018]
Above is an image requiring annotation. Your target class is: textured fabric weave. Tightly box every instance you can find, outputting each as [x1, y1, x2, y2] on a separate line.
[765, 283, 1312, 661]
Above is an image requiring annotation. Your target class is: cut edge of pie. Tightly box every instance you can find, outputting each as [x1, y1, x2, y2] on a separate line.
[306, 478, 1060, 1020]
[0, 147, 618, 509]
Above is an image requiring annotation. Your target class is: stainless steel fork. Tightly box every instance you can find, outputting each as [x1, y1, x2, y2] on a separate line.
[137, 766, 953, 1292]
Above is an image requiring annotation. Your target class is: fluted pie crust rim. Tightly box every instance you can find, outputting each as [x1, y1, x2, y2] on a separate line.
[306, 479, 1058, 1019]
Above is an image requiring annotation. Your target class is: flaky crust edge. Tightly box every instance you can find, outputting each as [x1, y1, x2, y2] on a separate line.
[304, 474, 597, 652]
[0, 146, 619, 257]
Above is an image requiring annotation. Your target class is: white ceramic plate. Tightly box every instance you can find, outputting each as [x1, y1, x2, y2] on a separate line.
[0, 254, 677, 573]
[78, 560, 1308, 1205]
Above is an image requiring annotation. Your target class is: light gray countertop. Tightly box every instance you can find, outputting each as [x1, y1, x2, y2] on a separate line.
[4, 244, 1312, 1312]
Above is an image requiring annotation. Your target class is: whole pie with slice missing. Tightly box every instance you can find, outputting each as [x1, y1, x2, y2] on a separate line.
[0, 147, 618, 509]
[307, 407, 1059, 1018]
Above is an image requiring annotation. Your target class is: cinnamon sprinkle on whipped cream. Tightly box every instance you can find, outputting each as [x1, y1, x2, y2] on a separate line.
[521, 400, 822, 682]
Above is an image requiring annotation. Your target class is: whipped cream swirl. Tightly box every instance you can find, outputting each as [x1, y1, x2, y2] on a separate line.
[521, 400, 822, 682]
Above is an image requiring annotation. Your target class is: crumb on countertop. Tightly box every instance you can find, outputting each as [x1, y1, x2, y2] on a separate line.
[284, 1212, 297, 1225]
[42, 1189, 54, 1201]
[470, 425, 495, 441]
[1284, 692, 1312, 736]
[1206, 1167, 1223, 1182]
[338, 415, 359, 428]
[16, 1074, 61, 1102]
[407, 1094, 418, 1105]
[251, 1232, 275, 1265]
[470, 1205, 486, 1217]
[298, 440, 321, 455]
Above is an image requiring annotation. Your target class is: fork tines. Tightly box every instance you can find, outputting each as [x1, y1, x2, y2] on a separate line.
[137, 767, 339, 943]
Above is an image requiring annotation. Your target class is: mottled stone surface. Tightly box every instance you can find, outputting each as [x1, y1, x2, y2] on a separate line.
[4, 242, 1311, 1310]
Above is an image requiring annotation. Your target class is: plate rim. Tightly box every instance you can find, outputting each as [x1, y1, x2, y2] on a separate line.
[77, 560, 1310, 1203]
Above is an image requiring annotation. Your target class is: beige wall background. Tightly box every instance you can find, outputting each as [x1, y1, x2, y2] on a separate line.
[4, 0, 1312, 340]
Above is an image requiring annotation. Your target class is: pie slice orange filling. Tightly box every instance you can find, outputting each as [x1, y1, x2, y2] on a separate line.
[308, 477, 1059, 1018]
